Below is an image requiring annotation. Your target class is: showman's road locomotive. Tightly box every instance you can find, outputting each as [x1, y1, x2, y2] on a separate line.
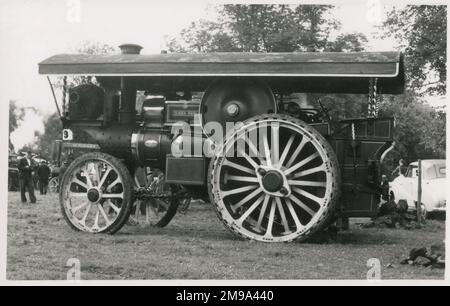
[39, 44, 404, 242]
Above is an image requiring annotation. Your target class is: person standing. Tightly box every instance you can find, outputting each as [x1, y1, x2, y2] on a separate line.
[37, 160, 51, 195]
[18, 151, 37, 203]
[392, 159, 408, 177]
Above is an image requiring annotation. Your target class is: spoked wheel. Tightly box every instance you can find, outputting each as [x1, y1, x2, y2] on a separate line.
[49, 177, 59, 193]
[129, 167, 180, 227]
[209, 114, 340, 242]
[59, 152, 133, 234]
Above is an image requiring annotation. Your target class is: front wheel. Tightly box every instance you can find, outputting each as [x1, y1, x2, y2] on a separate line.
[208, 114, 341, 242]
[59, 152, 134, 234]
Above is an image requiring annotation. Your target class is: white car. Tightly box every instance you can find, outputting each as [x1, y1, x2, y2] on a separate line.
[390, 159, 446, 218]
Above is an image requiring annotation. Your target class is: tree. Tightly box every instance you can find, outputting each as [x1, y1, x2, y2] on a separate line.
[326, 33, 368, 52]
[9, 100, 25, 151]
[378, 90, 446, 173]
[383, 5, 447, 95]
[55, 41, 116, 88]
[167, 5, 366, 53]
[9, 100, 24, 134]
[35, 113, 63, 160]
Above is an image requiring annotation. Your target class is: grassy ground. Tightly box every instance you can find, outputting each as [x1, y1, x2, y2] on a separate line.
[7, 192, 445, 280]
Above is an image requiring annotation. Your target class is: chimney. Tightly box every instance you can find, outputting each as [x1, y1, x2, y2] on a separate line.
[118, 44, 143, 55]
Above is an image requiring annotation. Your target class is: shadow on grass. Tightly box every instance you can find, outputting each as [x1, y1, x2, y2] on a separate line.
[112, 223, 403, 246]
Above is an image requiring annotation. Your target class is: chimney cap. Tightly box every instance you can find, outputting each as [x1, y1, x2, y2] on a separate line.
[119, 44, 143, 55]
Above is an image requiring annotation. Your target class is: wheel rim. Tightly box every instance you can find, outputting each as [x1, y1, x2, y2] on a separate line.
[49, 177, 59, 193]
[61, 159, 125, 233]
[211, 118, 336, 242]
[130, 168, 171, 226]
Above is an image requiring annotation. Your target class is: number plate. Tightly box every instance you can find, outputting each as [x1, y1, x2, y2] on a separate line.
[62, 129, 73, 141]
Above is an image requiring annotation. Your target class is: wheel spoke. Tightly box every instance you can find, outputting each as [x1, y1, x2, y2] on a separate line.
[285, 136, 308, 168]
[278, 135, 295, 167]
[220, 184, 258, 198]
[244, 136, 264, 164]
[275, 197, 290, 233]
[147, 202, 160, 218]
[262, 128, 272, 166]
[99, 204, 111, 223]
[94, 163, 101, 186]
[106, 177, 121, 192]
[69, 192, 88, 198]
[289, 193, 316, 216]
[226, 175, 259, 183]
[92, 209, 100, 231]
[285, 198, 303, 230]
[264, 199, 276, 238]
[80, 203, 92, 225]
[237, 194, 265, 225]
[105, 200, 121, 214]
[72, 202, 89, 213]
[99, 166, 113, 188]
[72, 178, 88, 190]
[237, 149, 259, 170]
[292, 187, 323, 206]
[284, 152, 320, 176]
[256, 195, 270, 230]
[223, 159, 255, 175]
[271, 122, 280, 165]
[287, 180, 327, 187]
[134, 200, 141, 221]
[292, 164, 326, 178]
[102, 193, 124, 199]
[232, 187, 263, 210]
[134, 175, 141, 188]
[84, 164, 94, 188]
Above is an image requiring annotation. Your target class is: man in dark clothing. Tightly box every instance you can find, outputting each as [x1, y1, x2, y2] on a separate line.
[37, 161, 51, 195]
[18, 151, 37, 203]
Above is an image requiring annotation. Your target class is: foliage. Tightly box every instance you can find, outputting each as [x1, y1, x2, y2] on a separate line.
[55, 41, 116, 88]
[378, 90, 446, 172]
[167, 5, 366, 53]
[35, 113, 62, 160]
[326, 33, 368, 52]
[383, 5, 447, 95]
[9, 100, 25, 134]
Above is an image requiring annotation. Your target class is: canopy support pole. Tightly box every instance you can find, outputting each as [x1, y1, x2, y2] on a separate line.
[46, 76, 62, 119]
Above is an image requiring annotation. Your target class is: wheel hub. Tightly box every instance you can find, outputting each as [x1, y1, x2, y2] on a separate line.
[262, 171, 284, 192]
[87, 188, 100, 203]
[256, 166, 291, 197]
[225, 102, 240, 117]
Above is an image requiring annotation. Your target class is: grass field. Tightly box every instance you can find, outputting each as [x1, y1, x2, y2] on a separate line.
[7, 191, 445, 280]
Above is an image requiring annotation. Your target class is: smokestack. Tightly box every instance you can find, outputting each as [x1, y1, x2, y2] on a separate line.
[119, 44, 143, 55]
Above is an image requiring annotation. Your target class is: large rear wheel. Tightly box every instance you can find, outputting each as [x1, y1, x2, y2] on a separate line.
[59, 152, 133, 234]
[209, 114, 340, 242]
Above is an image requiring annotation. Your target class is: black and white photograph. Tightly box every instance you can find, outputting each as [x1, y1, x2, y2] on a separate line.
[0, 0, 447, 287]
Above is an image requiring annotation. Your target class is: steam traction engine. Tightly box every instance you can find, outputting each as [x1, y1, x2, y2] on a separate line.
[39, 44, 404, 242]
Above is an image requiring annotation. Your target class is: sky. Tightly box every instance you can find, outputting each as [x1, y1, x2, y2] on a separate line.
[0, 0, 447, 150]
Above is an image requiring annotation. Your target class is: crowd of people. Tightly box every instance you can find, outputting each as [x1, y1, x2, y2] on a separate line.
[17, 150, 52, 204]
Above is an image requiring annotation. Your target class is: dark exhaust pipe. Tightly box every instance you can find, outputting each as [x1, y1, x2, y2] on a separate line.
[118, 44, 143, 124]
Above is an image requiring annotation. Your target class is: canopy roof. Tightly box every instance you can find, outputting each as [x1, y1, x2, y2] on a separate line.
[39, 51, 405, 94]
